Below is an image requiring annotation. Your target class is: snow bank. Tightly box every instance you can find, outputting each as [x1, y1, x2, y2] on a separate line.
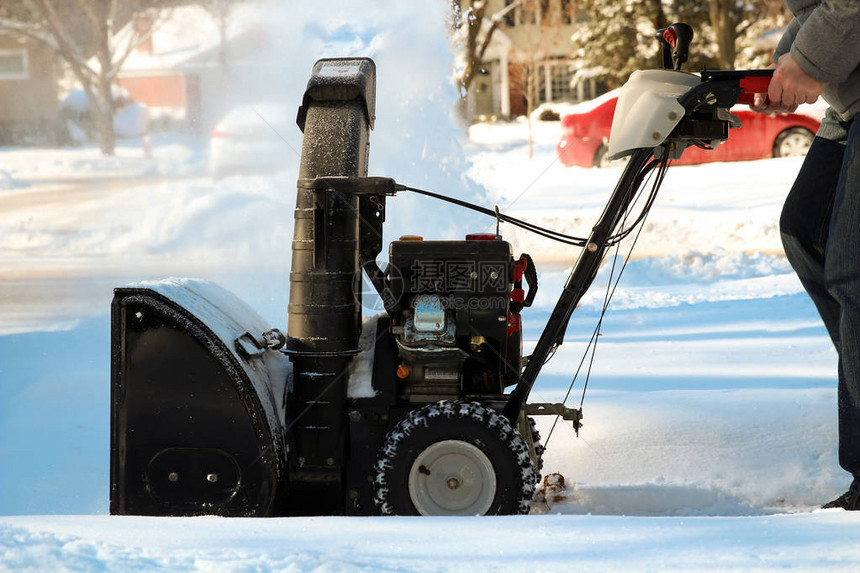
[0, 169, 26, 192]
[3, 513, 860, 572]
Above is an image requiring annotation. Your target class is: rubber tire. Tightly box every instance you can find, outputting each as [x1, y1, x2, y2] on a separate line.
[527, 416, 546, 474]
[773, 127, 814, 158]
[374, 401, 537, 516]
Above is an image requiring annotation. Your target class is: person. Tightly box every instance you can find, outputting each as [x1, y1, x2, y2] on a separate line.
[751, 0, 860, 510]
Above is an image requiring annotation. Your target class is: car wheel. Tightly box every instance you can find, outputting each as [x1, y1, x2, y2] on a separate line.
[594, 144, 629, 168]
[773, 127, 814, 158]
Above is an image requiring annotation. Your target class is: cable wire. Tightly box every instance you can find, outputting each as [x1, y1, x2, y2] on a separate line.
[543, 155, 671, 446]
[403, 185, 589, 246]
[403, 157, 663, 249]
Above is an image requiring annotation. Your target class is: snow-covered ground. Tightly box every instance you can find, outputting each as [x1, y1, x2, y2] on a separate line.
[3, 2, 860, 571]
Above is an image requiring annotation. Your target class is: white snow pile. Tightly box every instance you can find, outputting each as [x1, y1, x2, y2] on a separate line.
[0, 168, 26, 191]
[0, 133, 205, 181]
[2, 1, 860, 571]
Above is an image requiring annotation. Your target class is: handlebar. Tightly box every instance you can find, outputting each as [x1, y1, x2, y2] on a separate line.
[657, 23, 694, 71]
[692, 69, 775, 108]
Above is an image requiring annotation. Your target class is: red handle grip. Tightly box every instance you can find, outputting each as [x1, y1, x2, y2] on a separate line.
[736, 75, 772, 105]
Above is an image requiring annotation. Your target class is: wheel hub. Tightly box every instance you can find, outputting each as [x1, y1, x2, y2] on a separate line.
[407, 440, 497, 515]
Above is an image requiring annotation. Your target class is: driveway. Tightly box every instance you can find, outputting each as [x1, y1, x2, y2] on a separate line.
[0, 175, 209, 335]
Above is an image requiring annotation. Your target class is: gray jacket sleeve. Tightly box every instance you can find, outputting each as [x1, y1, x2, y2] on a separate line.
[773, 17, 801, 63]
[791, 0, 860, 84]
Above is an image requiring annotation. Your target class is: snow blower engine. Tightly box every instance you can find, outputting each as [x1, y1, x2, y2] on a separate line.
[110, 24, 773, 516]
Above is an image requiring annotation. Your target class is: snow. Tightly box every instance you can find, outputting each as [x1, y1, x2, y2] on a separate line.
[113, 102, 150, 139]
[3, 513, 857, 572]
[60, 90, 91, 114]
[348, 314, 381, 398]
[538, 87, 621, 119]
[3, 1, 860, 570]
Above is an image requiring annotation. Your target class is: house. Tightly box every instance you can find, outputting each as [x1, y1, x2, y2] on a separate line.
[115, 7, 222, 132]
[0, 34, 60, 144]
[116, 6, 285, 135]
[458, 0, 592, 120]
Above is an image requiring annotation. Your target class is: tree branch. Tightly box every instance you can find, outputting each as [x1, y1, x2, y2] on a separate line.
[476, 18, 499, 62]
[107, 8, 172, 80]
[79, 0, 103, 31]
[0, 18, 57, 49]
[33, 0, 95, 74]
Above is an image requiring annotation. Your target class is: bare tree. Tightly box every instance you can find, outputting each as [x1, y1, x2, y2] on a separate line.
[512, 0, 575, 157]
[709, 0, 792, 69]
[200, 0, 243, 70]
[0, 1, 171, 155]
[451, 1, 526, 99]
[709, 0, 736, 69]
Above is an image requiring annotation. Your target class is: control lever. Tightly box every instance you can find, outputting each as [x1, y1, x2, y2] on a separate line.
[656, 23, 694, 71]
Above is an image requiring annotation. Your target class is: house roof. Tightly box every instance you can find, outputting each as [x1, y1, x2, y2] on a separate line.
[119, 5, 268, 75]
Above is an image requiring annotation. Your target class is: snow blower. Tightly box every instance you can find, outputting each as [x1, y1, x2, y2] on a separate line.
[110, 24, 774, 516]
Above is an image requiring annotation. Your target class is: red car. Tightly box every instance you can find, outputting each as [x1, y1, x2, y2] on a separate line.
[557, 91, 822, 168]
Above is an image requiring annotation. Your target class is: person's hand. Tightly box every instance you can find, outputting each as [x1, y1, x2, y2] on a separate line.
[750, 61, 799, 115]
[768, 53, 826, 107]
[751, 93, 799, 115]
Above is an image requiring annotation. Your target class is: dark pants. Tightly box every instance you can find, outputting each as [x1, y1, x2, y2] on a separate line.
[780, 110, 860, 491]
